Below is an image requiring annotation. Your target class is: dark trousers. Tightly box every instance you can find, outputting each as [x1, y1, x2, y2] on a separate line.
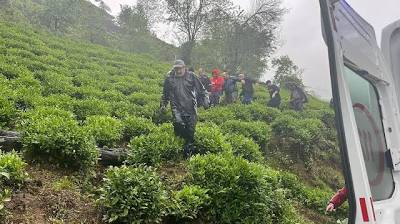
[210, 92, 221, 106]
[289, 99, 305, 111]
[173, 114, 197, 156]
[242, 92, 253, 104]
[267, 96, 281, 108]
[224, 92, 237, 104]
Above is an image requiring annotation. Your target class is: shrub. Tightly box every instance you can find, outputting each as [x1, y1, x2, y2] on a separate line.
[271, 115, 324, 161]
[0, 151, 28, 188]
[276, 172, 348, 218]
[280, 110, 302, 119]
[72, 85, 103, 100]
[110, 101, 131, 118]
[155, 122, 175, 134]
[188, 153, 301, 224]
[9, 74, 42, 111]
[153, 107, 173, 124]
[225, 134, 264, 163]
[127, 129, 184, 166]
[247, 103, 281, 123]
[169, 185, 210, 221]
[36, 71, 74, 96]
[20, 107, 98, 169]
[302, 109, 337, 143]
[100, 90, 126, 103]
[226, 104, 253, 121]
[194, 123, 230, 155]
[135, 103, 159, 121]
[84, 115, 123, 147]
[271, 115, 323, 147]
[99, 166, 167, 224]
[123, 116, 156, 141]
[36, 94, 76, 112]
[221, 120, 272, 147]
[197, 107, 236, 125]
[0, 61, 31, 79]
[127, 92, 160, 106]
[0, 96, 17, 128]
[113, 78, 142, 95]
[73, 98, 112, 121]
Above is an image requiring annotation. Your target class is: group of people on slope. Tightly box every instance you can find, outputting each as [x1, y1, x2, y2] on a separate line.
[160, 59, 310, 158]
[161, 60, 344, 215]
[194, 67, 308, 110]
[196, 67, 261, 106]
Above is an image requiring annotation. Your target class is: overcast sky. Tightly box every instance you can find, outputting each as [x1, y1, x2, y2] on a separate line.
[97, 0, 400, 100]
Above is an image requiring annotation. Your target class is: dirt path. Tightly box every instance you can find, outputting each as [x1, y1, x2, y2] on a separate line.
[4, 165, 102, 224]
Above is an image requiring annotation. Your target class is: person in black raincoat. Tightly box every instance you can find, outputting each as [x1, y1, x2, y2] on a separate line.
[160, 60, 209, 158]
[266, 80, 281, 108]
[223, 71, 239, 104]
[198, 68, 212, 92]
[239, 74, 257, 104]
[287, 83, 308, 111]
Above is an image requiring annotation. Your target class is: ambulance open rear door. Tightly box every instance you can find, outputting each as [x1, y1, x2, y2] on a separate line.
[320, 0, 400, 223]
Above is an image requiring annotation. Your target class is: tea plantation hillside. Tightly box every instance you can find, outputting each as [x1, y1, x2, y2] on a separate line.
[0, 21, 347, 223]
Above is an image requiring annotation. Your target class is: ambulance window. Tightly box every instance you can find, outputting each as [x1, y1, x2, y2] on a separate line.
[344, 65, 394, 201]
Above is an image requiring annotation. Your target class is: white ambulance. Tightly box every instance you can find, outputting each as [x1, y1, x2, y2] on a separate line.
[320, 0, 400, 223]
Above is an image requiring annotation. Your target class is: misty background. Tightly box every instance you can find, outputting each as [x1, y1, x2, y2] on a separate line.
[97, 0, 400, 100]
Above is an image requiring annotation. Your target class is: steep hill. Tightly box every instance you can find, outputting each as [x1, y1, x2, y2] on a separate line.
[0, 21, 347, 223]
[0, 0, 178, 61]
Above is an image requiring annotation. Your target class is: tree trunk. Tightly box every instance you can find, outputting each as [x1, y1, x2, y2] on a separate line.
[180, 40, 195, 66]
[0, 130, 127, 166]
[0, 130, 22, 152]
[98, 147, 127, 166]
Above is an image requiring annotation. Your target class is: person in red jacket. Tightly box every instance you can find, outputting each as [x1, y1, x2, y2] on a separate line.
[209, 69, 224, 106]
[326, 187, 348, 212]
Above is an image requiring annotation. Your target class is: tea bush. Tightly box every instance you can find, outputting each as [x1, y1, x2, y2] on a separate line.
[9, 74, 42, 111]
[169, 185, 210, 221]
[99, 166, 167, 223]
[221, 120, 272, 147]
[194, 123, 231, 155]
[187, 153, 303, 224]
[36, 71, 74, 96]
[247, 103, 281, 123]
[35, 94, 76, 112]
[276, 172, 347, 218]
[123, 116, 156, 141]
[197, 106, 236, 125]
[84, 115, 123, 147]
[155, 122, 175, 134]
[20, 107, 98, 169]
[0, 96, 17, 128]
[73, 98, 112, 121]
[110, 101, 131, 118]
[127, 129, 184, 166]
[302, 109, 338, 145]
[225, 134, 264, 163]
[127, 92, 160, 106]
[271, 115, 323, 148]
[0, 60, 31, 79]
[226, 104, 253, 121]
[0, 151, 28, 188]
[72, 85, 104, 100]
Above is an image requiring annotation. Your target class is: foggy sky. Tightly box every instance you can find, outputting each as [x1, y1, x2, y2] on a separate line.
[98, 0, 400, 100]
[276, 0, 400, 99]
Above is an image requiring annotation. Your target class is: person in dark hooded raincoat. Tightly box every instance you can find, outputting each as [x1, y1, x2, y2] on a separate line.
[160, 60, 209, 158]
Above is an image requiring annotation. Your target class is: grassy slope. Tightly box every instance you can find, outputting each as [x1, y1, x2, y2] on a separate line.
[0, 21, 346, 223]
[0, 0, 178, 62]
